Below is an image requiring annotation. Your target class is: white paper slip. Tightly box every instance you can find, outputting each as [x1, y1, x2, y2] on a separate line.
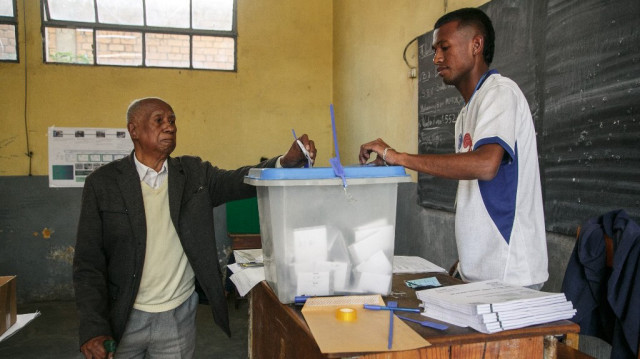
[356, 272, 392, 293]
[348, 226, 394, 263]
[356, 250, 392, 275]
[353, 221, 391, 242]
[229, 267, 266, 297]
[297, 271, 331, 296]
[234, 249, 263, 264]
[294, 226, 328, 262]
[393, 256, 447, 274]
[227, 262, 243, 274]
[0, 311, 41, 343]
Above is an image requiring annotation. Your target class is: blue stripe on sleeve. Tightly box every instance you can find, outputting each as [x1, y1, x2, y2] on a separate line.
[475, 139, 518, 244]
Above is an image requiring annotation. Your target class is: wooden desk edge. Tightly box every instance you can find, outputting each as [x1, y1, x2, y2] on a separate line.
[250, 279, 580, 357]
[229, 233, 262, 250]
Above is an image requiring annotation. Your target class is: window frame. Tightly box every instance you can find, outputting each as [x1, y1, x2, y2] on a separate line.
[40, 0, 237, 71]
[0, 0, 19, 63]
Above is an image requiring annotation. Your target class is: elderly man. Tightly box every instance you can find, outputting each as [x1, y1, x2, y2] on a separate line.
[73, 97, 316, 358]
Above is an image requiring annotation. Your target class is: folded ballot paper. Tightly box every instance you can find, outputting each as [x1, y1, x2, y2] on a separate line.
[349, 221, 394, 293]
[416, 280, 576, 334]
[228, 219, 398, 300]
[287, 221, 395, 299]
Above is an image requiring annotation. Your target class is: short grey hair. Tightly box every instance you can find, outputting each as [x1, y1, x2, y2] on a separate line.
[126, 97, 167, 125]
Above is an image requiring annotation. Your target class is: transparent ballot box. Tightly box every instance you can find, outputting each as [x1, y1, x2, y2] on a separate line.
[244, 166, 410, 303]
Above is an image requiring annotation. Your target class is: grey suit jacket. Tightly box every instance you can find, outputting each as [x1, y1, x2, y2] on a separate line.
[73, 152, 277, 346]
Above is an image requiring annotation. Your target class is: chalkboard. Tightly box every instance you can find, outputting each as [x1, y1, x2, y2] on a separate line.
[417, 0, 640, 235]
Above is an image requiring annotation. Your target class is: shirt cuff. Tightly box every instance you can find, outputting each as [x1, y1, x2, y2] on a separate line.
[275, 156, 284, 168]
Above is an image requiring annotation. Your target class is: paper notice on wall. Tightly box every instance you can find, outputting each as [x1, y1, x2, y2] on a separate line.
[48, 127, 133, 188]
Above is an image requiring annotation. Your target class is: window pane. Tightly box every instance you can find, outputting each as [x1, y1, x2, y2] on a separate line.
[193, 0, 233, 31]
[96, 0, 143, 26]
[96, 30, 142, 66]
[145, 33, 189, 68]
[193, 36, 234, 70]
[42, 0, 237, 71]
[0, 0, 13, 16]
[146, 0, 189, 28]
[0, 24, 17, 60]
[45, 27, 93, 64]
[47, 0, 95, 22]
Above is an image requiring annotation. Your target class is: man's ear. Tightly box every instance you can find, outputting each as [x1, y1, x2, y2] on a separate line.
[128, 122, 138, 140]
[472, 34, 484, 56]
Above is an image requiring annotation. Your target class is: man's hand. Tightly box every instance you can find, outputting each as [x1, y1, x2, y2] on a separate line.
[80, 335, 115, 359]
[359, 138, 396, 166]
[280, 134, 317, 168]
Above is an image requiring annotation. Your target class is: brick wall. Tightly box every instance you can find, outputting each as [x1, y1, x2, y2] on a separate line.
[44, 27, 233, 69]
[0, 24, 17, 60]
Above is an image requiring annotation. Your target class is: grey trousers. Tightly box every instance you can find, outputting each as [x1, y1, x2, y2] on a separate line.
[115, 291, 198, 359]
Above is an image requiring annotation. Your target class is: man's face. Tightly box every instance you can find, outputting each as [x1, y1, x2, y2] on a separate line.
[431, 20, 476, 86]
[128, 99, 177, 159]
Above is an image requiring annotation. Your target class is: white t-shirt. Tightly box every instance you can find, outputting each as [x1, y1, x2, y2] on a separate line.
[454, 73, 548, 287]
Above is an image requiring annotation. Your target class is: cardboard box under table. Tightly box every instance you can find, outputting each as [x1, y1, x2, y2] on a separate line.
[0, 276, 17, 337]
[245, 166, 410, 303]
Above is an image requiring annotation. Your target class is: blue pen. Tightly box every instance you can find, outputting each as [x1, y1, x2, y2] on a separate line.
[363, 304, 421, 313]
[396, 315, 449, 331]
[291, 129, 312, 168]
[387, 301, 397, 349]
[294, 295, 312, 305]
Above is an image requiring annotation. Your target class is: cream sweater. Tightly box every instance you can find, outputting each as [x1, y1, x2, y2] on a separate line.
[133, 180, 195, 312]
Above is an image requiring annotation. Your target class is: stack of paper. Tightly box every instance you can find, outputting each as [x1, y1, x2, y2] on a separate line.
[416, 280, 576, 334]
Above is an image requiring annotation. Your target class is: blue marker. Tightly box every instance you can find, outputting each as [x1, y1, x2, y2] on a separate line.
[396, 315, 448, 331]
[363, 304, 421, 313]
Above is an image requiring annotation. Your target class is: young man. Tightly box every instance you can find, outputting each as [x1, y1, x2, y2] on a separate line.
[359, 8, 548, 289]
[74, 97, 316, 359]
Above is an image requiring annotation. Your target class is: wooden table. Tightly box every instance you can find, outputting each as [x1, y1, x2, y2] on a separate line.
[249, 272, 580, 358]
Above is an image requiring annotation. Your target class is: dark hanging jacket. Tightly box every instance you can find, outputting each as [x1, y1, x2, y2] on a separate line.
[562, 209, 640, 359]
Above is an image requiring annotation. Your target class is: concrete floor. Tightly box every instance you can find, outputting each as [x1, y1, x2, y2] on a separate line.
[0, 297, 250, 359]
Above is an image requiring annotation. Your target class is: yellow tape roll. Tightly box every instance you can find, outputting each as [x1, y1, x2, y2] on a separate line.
[335, 307, 357, 322]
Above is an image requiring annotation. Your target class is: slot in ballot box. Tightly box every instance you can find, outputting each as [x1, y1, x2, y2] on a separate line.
[244, 166, 410, 303]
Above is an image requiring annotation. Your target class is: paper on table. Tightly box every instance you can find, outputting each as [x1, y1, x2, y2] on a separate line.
[392, 256, 447, 274]
[226, 262, 243, 274]
[405, 277, 441, 289]
[301, 295, 430, 353]
[229, 267, 265, 297]
[0, 311, 41, 342]
[234, 249, 263, 264]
